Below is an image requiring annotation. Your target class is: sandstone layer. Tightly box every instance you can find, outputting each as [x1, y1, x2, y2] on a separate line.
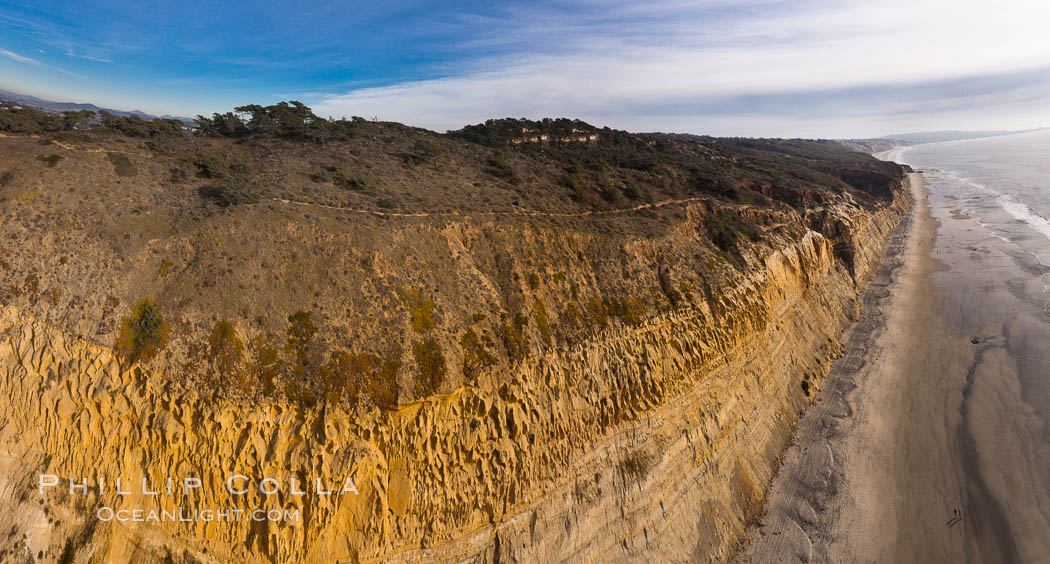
[0, 125, 909, 562]
[0, 195, 908, 563]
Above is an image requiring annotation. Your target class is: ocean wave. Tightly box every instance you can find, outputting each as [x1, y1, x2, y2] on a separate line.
[998, 194, 1050, 243]
[975, 219, 1012, 242]
[939, 170, 989, 191]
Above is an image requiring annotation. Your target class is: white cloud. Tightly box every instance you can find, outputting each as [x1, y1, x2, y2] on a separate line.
[1, 45, 86, 79]
[313, 0, 1050, 137]
[66, 50, 112, 64]
[0, 47, 41, 65]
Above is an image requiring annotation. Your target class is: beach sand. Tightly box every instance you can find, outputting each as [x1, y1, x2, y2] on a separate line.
[737, 172, 1050, 562]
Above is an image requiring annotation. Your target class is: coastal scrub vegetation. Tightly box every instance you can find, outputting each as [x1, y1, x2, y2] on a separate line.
[311, 162, 368, 190]
[412, 338, 447, 397]
[195, 101, 362, 144]
[0, 106, 185, 137]
[106, 152, 136, 177]
[397, 287, 436, 334]
[115, 299, 169, 367]
[36, 154, 63, 167]
[320, 351, 400, 409]
[704, 207, 763, 255]
[207, 320, 244, 375]
[1, 100, 905, 219]
[0, 99, 911, 419]
[460, 328, 497, 381]
[497, 312, 530, 362]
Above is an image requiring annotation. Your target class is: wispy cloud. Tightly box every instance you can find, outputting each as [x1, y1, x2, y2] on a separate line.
[313, 0, 1050, 137]
[66, 50, 112, 64]
[0, 47, 40, 65]
[2, 0, 1048, 135]
[1, 45, 86, 79]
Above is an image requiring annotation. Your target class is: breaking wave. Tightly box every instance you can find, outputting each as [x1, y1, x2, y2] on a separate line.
[998, 194, 1050, 243]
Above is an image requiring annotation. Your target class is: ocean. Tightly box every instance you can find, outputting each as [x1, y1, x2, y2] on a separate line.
[879, 129, 1050, 261]
[877, 130, 1050, 561]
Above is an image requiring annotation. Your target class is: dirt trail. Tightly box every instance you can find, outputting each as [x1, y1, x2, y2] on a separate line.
[269, 195, 713, 219]
[3, 132, 717, 218]
[0, 132, 155, 157]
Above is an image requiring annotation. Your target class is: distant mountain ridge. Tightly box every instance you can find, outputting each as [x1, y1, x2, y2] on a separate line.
[881, 128, 1048, 144]
[0, 87, 193, 124]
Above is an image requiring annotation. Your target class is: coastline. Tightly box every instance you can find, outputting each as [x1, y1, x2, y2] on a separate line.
[737, 172, 980, 562]
[741, 159, 1050, 562]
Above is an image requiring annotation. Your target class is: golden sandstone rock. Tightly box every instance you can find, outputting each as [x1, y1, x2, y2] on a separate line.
[0, 122, 910, 562]
[0, 187, 907, 562]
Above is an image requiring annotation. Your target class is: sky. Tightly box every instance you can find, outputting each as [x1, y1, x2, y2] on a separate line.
[1, 0, 1048, 138]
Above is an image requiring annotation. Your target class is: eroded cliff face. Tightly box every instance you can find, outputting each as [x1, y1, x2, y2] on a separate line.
[0, 180, 909, 563]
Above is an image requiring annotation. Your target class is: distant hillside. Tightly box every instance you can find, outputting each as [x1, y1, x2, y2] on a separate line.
[881, 128, 1047, 144]
[0, 87, 193, 123]
[836, 138, 911, 154]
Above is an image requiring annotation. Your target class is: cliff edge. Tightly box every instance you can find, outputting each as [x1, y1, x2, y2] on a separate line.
[0, 111, 909, 563]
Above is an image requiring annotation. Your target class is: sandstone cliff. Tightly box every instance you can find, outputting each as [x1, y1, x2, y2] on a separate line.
[0, 120, 909, 563]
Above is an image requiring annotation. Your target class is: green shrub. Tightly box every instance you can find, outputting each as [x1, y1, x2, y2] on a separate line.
[318, 350, 399, 407]
[252, 338, 280, 397]
[397, 287, 435, 333]
[283, 381, 315, 407]
[321, 351, 369, 405]
[562, 302, 585, 331]
[801, 373, 813, 396]
[678, 282, 694, 302]
[286, 310, 317, 364]
[412, 338, 446, 397]
[187, 151, 231, 179]
[532, 299, 551, 345]
[98, 111, 184, 137]
[36, 154, 63, 167]
[705, 208, 763, 253]
[115, 299, 169, 366]
[107, 152, 136, 177]
[606, 297, 646, 326]
[585, 296, 608, 329]
[485, 153, 519, 184]
[497, 312, 530, 362]
[622, 180, 649, 200]
[199, 174, 260, 206]
[207, 319, 244, 375]
[403, 139, 441, 165]
[460, 328, 496, 380]
[169, 164, 191, 183]
[311, 162, 368, 190]
[563, 172, 590, 204]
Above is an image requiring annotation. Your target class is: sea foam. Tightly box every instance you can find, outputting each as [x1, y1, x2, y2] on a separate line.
[998, 194, 1050, 243]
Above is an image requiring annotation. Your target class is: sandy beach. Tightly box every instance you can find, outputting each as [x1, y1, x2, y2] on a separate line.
[738, 171, 1050, 562]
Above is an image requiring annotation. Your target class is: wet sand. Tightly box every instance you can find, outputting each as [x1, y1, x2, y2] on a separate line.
[738, 172, 1050, 562]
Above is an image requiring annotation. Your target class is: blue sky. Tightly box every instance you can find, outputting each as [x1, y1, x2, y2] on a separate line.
[1, 0, 1049, 137]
